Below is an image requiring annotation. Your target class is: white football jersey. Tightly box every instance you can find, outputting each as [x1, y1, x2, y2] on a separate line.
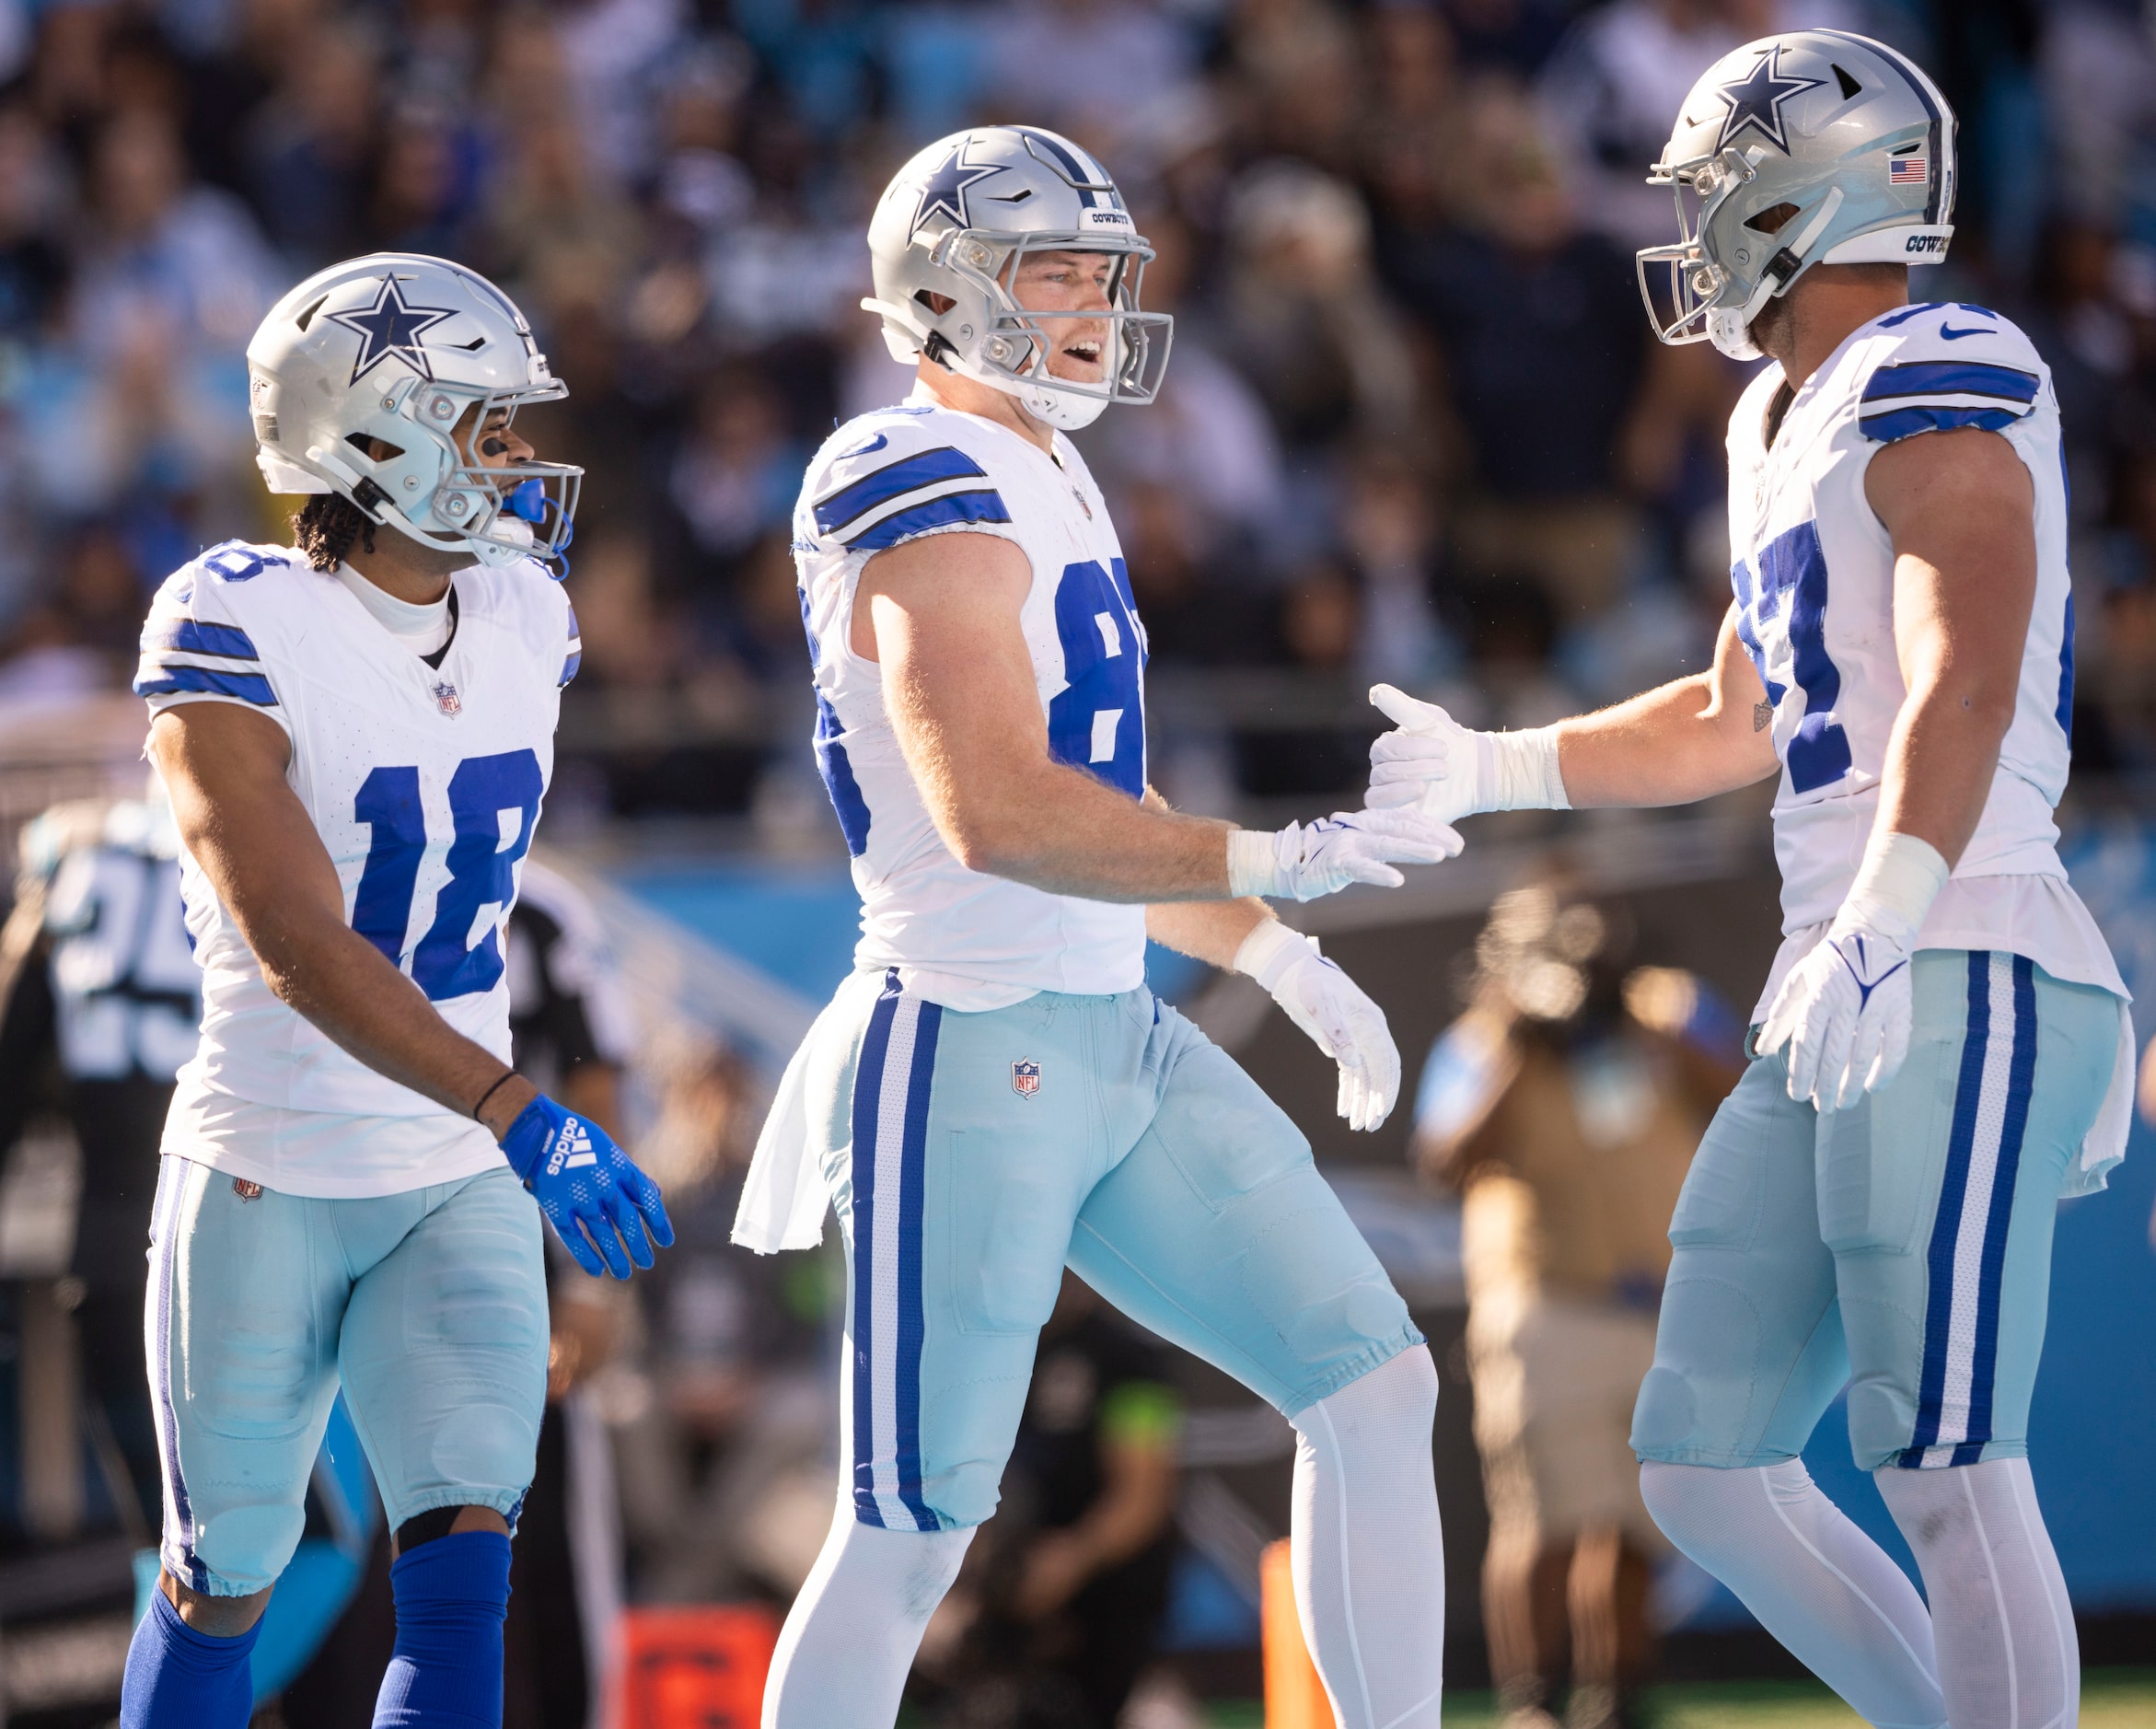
[1730, 305, 2091, 918]
[1730, 303, 2133, 1182]
[136, 540, 577, 1193]
[794, 390, 1147, 1010]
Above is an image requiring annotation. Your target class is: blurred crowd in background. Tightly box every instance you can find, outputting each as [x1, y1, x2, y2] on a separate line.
[3, 0, 2156, 821]
[4, 0, 2156, 1723]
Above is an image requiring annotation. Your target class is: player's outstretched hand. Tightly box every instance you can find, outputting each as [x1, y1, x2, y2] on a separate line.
[1758, 923, 1916, 1112]
[500, 1095, 677, 1279]
[1235, 921, 1400, 1131]
[1226, 808, 1461, 902]
[1365, 684, 1568, 822]
[1366, 685, 1484, 821]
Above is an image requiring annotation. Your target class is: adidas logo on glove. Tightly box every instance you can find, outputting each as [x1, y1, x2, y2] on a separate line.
[546, 1117, 600, 1177]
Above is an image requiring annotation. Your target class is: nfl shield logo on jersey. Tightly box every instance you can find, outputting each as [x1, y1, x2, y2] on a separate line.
[433, 681, 461, 716]
[1011, 1058, 1041, 1098]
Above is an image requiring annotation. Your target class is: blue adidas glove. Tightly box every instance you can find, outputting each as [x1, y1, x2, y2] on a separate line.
[499, 1095, 674, 1279]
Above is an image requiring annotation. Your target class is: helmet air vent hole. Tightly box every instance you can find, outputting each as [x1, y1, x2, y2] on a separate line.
[295, 295, 330, 332]
[345, 432, 405, 462]
[1832, 64, 1861, 101]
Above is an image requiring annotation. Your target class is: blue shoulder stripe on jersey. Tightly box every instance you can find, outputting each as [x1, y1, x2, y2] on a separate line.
[133, 663, 278, 706]
[139, 618, 259, 661]
[1858, 404, 2023, 444]
[849, 488, 1012, 551]
[814, 446, 987, 536]
[1861, 360, 2038, 405]
[559, 650, 581, 688]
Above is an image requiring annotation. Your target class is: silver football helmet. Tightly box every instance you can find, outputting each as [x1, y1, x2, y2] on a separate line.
[1637, 30, 1957, 361]
[863, 126, 1172, 431]
[247, 254, 581, 573]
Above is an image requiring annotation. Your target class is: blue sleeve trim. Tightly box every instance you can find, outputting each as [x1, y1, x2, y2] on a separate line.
[848, 488, 1012, 552]
[134, 664, 279, 706]
[1861, 360, 2038, 405]
[1859, 404, 2023, 444]
[139, 618, 260, 660]
[814, 447, 988, 536]
[559, 650, 581, 688]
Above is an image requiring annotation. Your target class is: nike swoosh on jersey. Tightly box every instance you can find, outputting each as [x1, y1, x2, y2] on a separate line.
[843, 434, 889, 458]
[1937, 324, 1991, 340]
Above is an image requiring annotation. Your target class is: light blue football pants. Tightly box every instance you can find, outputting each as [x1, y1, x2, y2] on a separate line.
[1633, 950, 2118, 1473]
[145, 1156, 548, 1596]
[812, 971, 1421, 1530]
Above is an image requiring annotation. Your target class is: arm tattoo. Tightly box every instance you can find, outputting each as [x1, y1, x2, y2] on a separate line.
[1753, 701, 1773, 733]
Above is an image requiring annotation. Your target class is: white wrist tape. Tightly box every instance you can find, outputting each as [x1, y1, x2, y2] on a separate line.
[1477, 725, 1570, 812]
[1233, 918, 1317, 992]
[1841, 830, 1949, 939]
[1225, 829, 1275, 899]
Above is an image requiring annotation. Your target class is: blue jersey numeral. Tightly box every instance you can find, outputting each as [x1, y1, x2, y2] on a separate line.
[1733, 519, 1852, 795]
[351, 748, 543, 1000]
[1047, 558, 1146, 799]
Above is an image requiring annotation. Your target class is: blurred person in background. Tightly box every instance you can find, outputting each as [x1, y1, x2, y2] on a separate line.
[0, 790, 200, 1549]
[618, 1032, 841, 1610]
[500, 858, 638, 1729]
[1215, 158, 1422, 495]
[917, 1271, 1180, 1729]
[1412, 879, 1741, 1729]
[1388, 78, 1649, 623]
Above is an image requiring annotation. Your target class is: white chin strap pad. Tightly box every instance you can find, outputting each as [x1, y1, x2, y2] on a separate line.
[1709, 308, 1764, 361]
[1017, 381, 1107, 430]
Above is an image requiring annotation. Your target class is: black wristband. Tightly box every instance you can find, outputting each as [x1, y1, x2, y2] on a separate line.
[471, 1072, 519, 1123]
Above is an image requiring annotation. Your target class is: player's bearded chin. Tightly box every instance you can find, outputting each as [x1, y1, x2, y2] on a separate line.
[1749, 294, 1794, 360]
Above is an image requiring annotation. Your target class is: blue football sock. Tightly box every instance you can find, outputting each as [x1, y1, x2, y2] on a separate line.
[372, 1530, 514, 1729]
[120, 1586, 261, 1729]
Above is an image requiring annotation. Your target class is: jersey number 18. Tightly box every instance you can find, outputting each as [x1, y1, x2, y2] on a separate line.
[351, 748, 544, 1001]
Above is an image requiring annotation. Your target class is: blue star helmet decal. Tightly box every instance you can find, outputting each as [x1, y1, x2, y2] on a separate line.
[329, 275, 458, 387]
[1712, 44, 1826, 156]
[910, 135, 1005, 241]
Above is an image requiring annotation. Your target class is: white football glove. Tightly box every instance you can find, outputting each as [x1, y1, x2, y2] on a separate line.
[1226, 807, 1461, 903]
[1758, 832, 1948, 1111]
[1235, 921, 1400, 1131]
[1364, 683, 1568, 822]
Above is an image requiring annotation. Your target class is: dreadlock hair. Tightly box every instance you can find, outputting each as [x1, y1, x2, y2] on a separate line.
[293, 493, 377, 571]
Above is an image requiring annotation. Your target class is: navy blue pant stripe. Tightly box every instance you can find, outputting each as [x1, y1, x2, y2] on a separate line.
[849, 979, 900, 1526]
[893, 1001, 942, 1531]
[1957, 955, 2038, 1463]
[1903, 949, 1993, 1466]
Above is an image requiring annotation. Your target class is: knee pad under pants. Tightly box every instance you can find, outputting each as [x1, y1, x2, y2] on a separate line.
[1632, 952, 2116, 1473]
[145, 1158, 548, 1596]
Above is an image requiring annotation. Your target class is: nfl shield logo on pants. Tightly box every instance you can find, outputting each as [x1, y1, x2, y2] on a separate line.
[1011, 1058, 1041, 1098]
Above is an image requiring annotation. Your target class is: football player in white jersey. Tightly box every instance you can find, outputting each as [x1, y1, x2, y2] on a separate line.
[1370, 33, 2130, 1729]
[738, 127, 1457, 1728]
[119, 254, 672, 1729]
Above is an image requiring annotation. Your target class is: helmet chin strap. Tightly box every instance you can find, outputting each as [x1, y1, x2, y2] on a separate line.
[1713, 186, 1846, 364]
[1012, 377, 1107, 431]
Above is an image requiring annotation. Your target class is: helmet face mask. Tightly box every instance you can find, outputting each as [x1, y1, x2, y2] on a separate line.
[248, 254, 583, 575]
[1634, 31, 1958, 363]
[933, 227, 1172, 419]
[864, 127, 1174, 431]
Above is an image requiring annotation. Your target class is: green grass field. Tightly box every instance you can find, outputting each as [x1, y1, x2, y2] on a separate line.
[1203, 1669, 2156, 1726]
